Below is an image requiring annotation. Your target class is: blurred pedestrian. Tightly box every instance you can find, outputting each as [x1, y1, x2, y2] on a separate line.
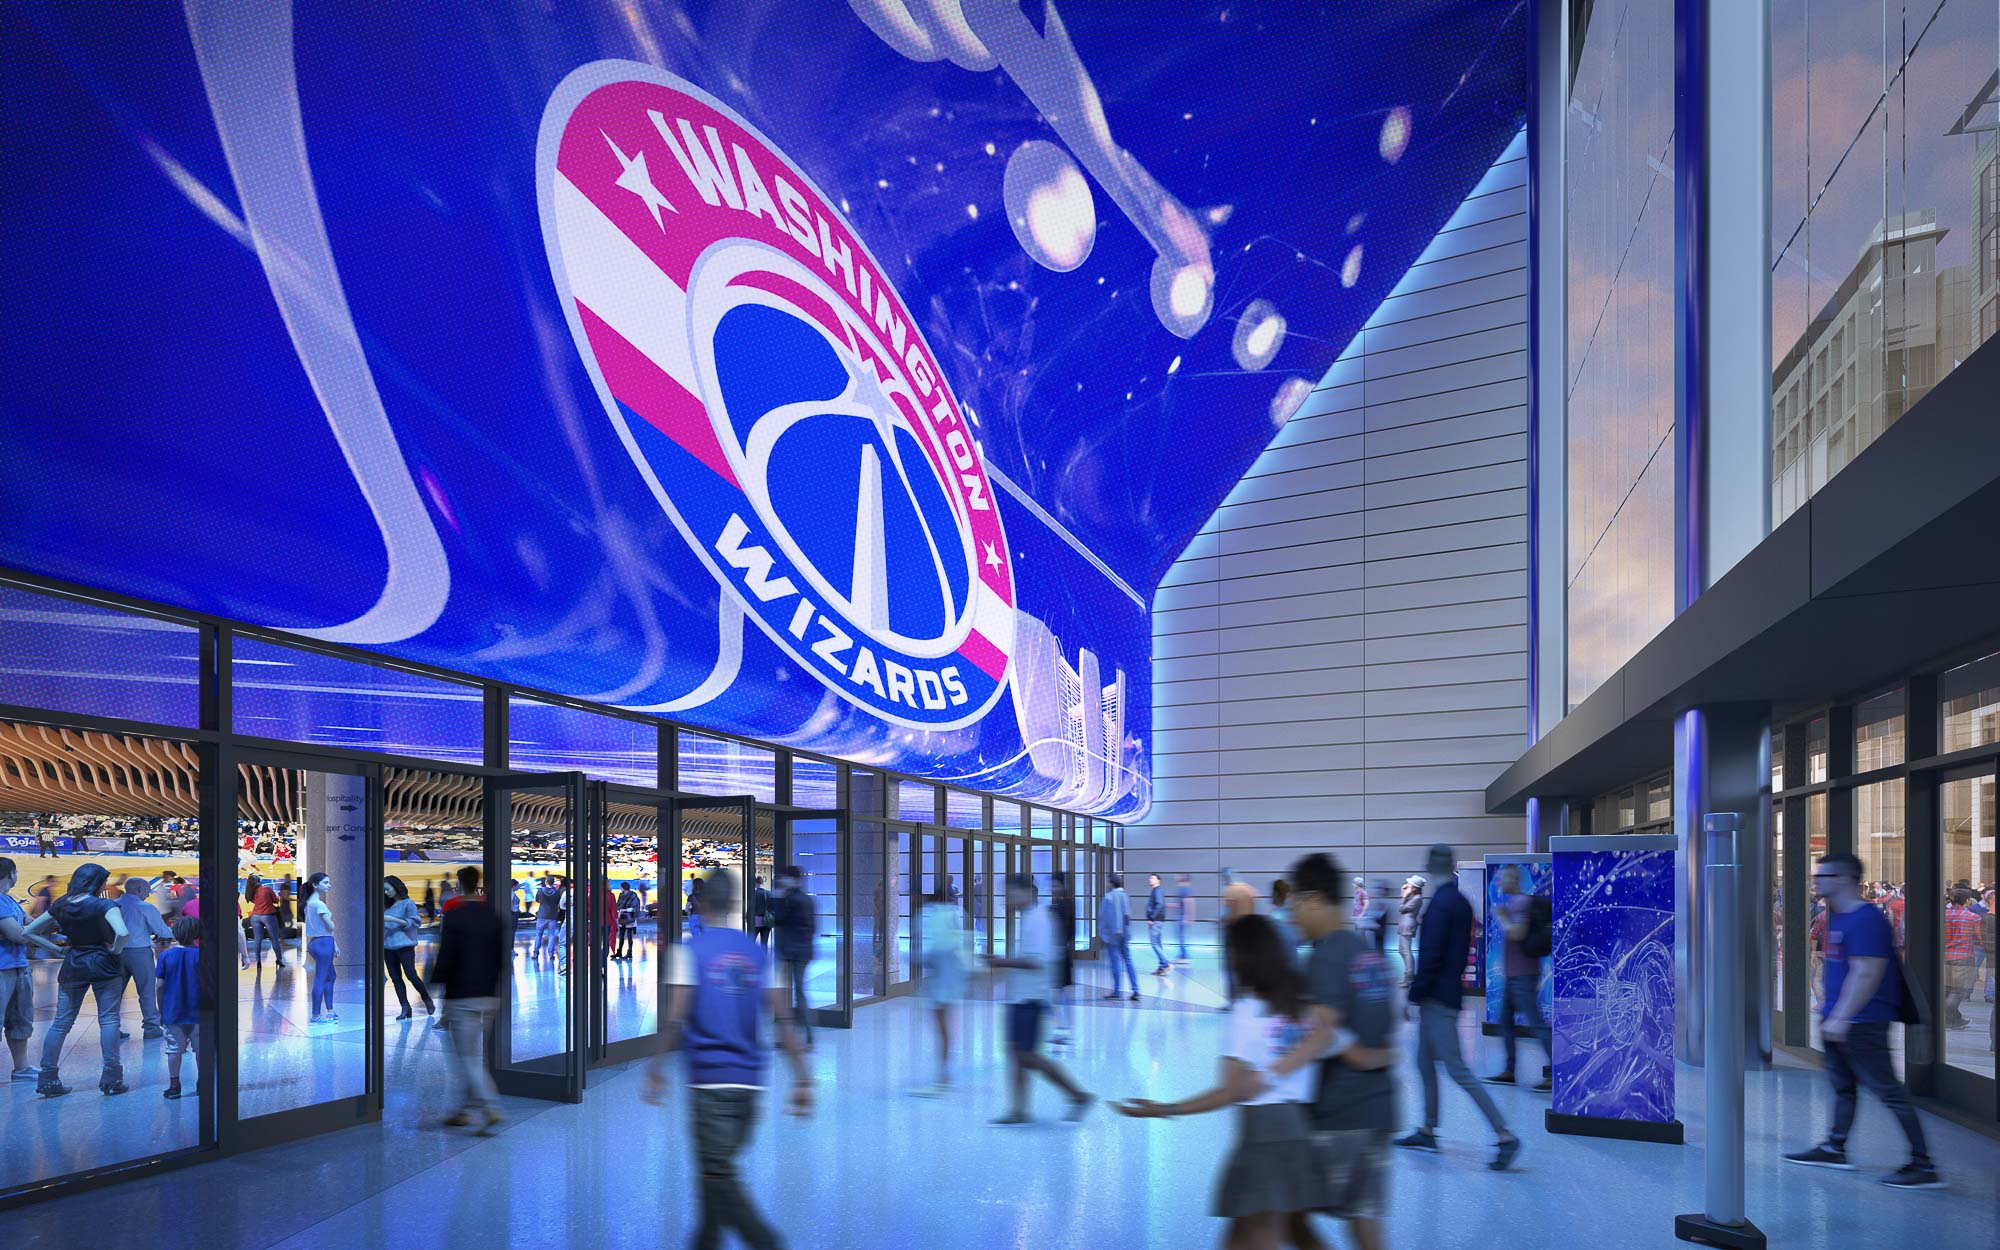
[986, 875, 1092, 1125]
[771, 867, 816, 1048]
[1113, 914, 1337, 1245]
[1146, 873, 1170, 974]
[430, 866, 506, 1135]
[1396, 844, 1519, 1170]
[1099, 874, 1139, 1001]
[1397, 878, 1422, 988]
[1175, 873, 1194, 962]
[1485, 865, 1552, 1091]
[915, 882, 969, 1094]
[642, 869, 813, 1250]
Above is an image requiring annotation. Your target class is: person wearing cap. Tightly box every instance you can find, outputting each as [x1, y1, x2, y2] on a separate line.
[1395, 844, 1519, 1171]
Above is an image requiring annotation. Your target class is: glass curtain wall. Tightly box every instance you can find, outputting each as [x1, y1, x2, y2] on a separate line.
[1771, 0, 2000, 525]
[1564, 0, 1678, 712]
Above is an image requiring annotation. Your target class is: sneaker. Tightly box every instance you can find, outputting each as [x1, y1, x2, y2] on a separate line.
[1491, 1135, 1522, 1171]
[1128, 992, 1140, 1002]
[989, 1112, 1033, 1127]
[1532, 1077, 1553, 1092]
[1783, 1144, 1852, 1170]
[909, 1082, 949, 1099]
[10, 1066, 40, 1082]
[1485, 1071, 1517, 1085]
[443, 1110, 473, 1128]
[142, 1029, 165, 1040]
[1881, 1163, 1944, 1189]
[163, 1084, 183, 1100]
[1393, 1128, 1439, 1152]
[477, 1108, 505, 1138]
[1065, 1093, 1095, 1123]
[1101, 992, 1123, 1000]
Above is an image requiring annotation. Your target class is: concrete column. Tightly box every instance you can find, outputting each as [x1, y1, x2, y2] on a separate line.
[302, 770, 369, 982]
[1672, 705, 1772, 1066]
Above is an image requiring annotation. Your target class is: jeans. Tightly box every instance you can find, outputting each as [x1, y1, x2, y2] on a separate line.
[1824, 1020, 1930, 1165]
[1499, 973, 1551, 1075]
[442, 997, 498, 1113]
[690, 1086, 784, 1250]
[40, 976, 123, 1083]
[119, 945, 162, 1034]
[1148, 920, 1167, 969]
[383, 945, 432, 1012]
[533, 918, 561, 958]
[1175, 915, 1189, 959]
[1415, 1000, 1506, 1135]
[784, 959, 813, 1044]
[1103, 934, 1137, 994]
[1397, 933, 1415, 985]
[308, 937, 337, 1016]
[250, 914, 287, 965]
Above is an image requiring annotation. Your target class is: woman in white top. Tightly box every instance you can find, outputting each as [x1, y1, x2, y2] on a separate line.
[1114, 914, 1343, 1248]
[301, 872, 339, 1024]
[913, 885, 970, 1096]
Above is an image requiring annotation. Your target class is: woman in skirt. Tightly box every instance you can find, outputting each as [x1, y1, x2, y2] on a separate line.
[1113, 914, 1340, 1248]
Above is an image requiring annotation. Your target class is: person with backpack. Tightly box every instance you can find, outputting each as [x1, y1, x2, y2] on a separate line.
[1784, 853, 1941, 1188]
[1485, 865, 1552, 1091]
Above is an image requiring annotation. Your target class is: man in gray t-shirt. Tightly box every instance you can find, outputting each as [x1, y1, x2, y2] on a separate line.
[1271, 854, 1398, 1250]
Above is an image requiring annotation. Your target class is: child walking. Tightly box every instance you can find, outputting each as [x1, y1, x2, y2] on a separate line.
[1113, 914, 1341, 1249]
[157, 915, 204, 1100]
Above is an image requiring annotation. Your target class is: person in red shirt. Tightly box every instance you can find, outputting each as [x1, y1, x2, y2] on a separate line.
[1943, 889, 1980, 1030]
[245, 874, 287, 970]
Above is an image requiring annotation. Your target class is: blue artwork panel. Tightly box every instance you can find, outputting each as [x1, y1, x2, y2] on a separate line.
[1551, 843, 1677, 1124]
[1484, 857, 1554, 1028]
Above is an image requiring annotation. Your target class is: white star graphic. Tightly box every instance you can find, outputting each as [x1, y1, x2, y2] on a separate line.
[603, 130, 675, 229]
[982, 540, 1003, 572]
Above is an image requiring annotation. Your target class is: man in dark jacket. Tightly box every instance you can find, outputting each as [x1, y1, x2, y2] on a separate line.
[430, 866, 507, 1134]
[769, 866, 816, 1047]
[1395, 843, 1519, 1170]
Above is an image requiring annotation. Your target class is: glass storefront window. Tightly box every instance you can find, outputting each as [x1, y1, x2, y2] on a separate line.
[1771, 0, 2000, 522]
[790, 756, 838, 808]
[991, 801, 1023, 836]
[1853, 689, 1906, 772]
[0, 721, 211, 1196]
[1938, 772, 1994, 1080]
[0, 583, 200, 727]
[233, 636, 483, 765]
[897, 781, 937, 824]
[1031, 807, 1054, 839]
[943, 789, 982, 830]
[1806, 716, 1829, 784]
[1941, 651, 2000, 753]
[1771, 725, 1786, 792]
[676, 731, 775, 802]
[507, 698, 656, 786]
[1855, 779, 1907, 952]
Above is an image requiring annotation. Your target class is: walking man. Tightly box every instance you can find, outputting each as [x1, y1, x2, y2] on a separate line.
[1145, 873, 1170, 974]
[531, 873, 562, 962]
[1099, 874, 1139, 1002]
[1485, 866, 1552, 1091]
[1270, 853, 1400, 1250]
[1942, 888, 1979, 1029]
[1396, 843, 1520, 1170]
[770, 867, 815, 1048]
[642, 869, 813, 1250]
[430, 866, 507, 1135]
[986, 875, 1092, 1125]
[1784, 854, 1941, 1187]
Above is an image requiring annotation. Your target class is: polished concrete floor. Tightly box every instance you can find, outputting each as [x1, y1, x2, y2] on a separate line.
[8, 951, 1996, 1249]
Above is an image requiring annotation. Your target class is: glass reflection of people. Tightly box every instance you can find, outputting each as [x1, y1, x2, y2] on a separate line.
[382, 875, 434, 1020]
[115, 876, 174, 1040]
[36, 864, 132, 1097]
[1, 857, 64, 1081]
[301, 872, 340, 1025]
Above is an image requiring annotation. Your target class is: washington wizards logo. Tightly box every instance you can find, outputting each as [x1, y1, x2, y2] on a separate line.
[536, 62, 1015, 729]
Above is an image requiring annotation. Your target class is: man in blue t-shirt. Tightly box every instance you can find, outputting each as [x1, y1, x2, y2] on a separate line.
[1784, 853, 1940, 1188]
[643, 870, 812, 1250]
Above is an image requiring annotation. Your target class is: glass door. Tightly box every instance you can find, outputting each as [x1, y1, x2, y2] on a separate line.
[484, 771, 585, 1103]
[679, 795, 755, 929]
[227, 748, 381, 1147]
[782, 812, 848, 1029]
[590, 783, 676, 1067]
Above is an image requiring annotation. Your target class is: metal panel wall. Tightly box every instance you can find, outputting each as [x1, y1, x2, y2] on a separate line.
[1131, 133, 1531, 924]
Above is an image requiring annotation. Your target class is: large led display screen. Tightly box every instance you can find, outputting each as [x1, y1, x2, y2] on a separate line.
[1, 2, 1523, 817]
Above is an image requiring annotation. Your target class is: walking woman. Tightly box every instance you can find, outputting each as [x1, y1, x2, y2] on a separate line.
[913, 883, 969, 1096]
[382, 875, 434, 1020]
[301, 872, 340, 1024]
[36, 864, 133, 1097]
[1112, 915, 1339, 1249]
